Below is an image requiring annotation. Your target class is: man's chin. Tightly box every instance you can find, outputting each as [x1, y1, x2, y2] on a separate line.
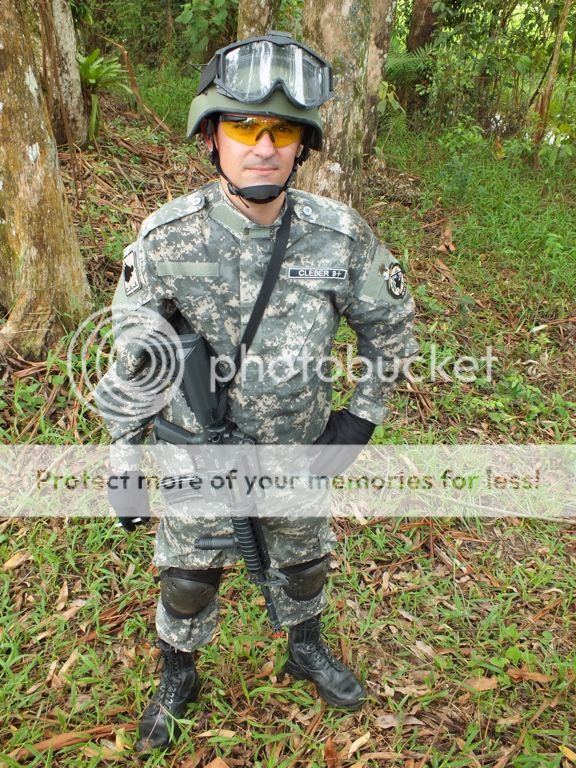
[244, 169, 282, 182]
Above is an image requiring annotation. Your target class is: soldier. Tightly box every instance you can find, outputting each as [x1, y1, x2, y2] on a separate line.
[99, 31, 417, 752]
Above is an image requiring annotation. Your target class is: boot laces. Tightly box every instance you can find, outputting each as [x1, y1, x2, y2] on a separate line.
[153, 650, 193, 709]
[299, 620, 344, 669]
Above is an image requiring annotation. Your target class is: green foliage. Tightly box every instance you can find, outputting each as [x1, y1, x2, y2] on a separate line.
[376, 80, 408, 140]
[437, 122, 484, 155]
[278, 0, 305, 37]
[78, 0, 237, 69]
[384, 39, 439, 87]
[136, 62, 199, 134]
[391, 0, 576, 159]
[80, 0, 175, 66]
[377, 126, 576, 443]
[77, 49, 132, 141]
[4, 513, 576, 765]
[176, 0, 238, 61]
[69, 0, 93, 25]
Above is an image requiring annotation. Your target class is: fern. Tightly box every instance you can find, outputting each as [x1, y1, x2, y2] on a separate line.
[385, 40, 439, 85]
[376, 80, 408, 138]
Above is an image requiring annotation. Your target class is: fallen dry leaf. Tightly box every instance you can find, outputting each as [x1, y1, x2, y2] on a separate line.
[2, 551, 31, 571]
[255, 660, 274, 678]
[324, 735, 341, 768]
[496, 715, 522, 726]
[45, 659, 58, 685]
[347, 732, 371, 757]
[464, 676, 499, 691]
[395, 683, 429, 696]
[204, 758, 230, 768]
[60, 649, 80, 676]
[559, 744, 576, 762]
[51, 649, 80, 689]
[60, 599, 87, 621]
[375, 713, 399, 730]
[114, 728, 129, 752]
[179, 749, 205, 768]
[81, 744, 122, 760]
[197, 729, 236, 739]
[55, 580, 69, 611]
[8, 725, 124, 761]
[414, 640, 436, 659]
[375, 713, 424, 730]
[436, 226, 457, 254]
[360, 753, 405, 761]
[507, 666, 553, 684]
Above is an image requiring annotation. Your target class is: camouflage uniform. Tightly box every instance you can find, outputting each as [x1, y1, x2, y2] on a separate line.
[100, 179, 417, 652]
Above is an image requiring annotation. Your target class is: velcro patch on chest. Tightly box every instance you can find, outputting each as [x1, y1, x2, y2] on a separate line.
[287, 267, 348, 280]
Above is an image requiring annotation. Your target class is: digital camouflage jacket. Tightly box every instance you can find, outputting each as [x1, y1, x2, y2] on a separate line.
[97, 180, 418, 450]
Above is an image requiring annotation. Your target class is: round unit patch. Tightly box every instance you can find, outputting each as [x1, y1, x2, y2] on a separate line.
[387, 263, 407, 299]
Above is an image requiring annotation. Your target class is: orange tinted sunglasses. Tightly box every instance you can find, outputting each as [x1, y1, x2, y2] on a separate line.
[219, 115, 304, 147]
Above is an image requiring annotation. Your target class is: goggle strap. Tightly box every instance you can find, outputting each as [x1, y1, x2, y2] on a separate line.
[198, 58, 219, 95]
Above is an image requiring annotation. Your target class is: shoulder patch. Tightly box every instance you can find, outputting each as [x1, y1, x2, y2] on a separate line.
[385, 262, 407, 299]
[140, 192, 206, 240]
[358, 245, 408, 303]
[122, 245, 141, 296]
[290, 191, 360, 240]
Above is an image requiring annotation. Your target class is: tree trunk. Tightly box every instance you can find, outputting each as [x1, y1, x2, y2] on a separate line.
[406, 0, 436, 52]
[532, 0, 574, 153]
[401, 0, 436, 112]
[0, 1, 91, 361]
[364, 0, 397, 155]
[37, 0, 88, 146]
[237, 0, 282, 39]
[296, 0, 373, 207]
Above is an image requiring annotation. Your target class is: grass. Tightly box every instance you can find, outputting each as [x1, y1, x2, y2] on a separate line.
[135, 61, 199, 137]
[2, 517, 575, 765]
[364, 129, 576, 444]
[1, 78, 576, 766]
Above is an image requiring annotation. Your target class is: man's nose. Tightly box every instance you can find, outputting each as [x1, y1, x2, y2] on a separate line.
[253, 130, 277, 155]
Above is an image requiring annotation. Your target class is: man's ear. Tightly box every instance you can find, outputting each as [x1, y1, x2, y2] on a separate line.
[200, 118, 216, 151]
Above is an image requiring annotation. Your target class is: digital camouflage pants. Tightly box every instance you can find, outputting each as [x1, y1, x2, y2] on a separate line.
[153, 513, 336, 652]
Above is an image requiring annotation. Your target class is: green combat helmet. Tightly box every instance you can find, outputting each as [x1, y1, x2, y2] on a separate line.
[187, 31, 334, 204]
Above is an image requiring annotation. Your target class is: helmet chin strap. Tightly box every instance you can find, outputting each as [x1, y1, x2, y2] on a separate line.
[208, 124, 310, 206]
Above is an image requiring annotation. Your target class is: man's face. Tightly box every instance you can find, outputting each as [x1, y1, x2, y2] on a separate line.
[211, 114, 303, 191]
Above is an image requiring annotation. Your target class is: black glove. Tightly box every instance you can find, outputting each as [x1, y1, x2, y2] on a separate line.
[311, 409, 376, 476]
[107, 470, 150, 531]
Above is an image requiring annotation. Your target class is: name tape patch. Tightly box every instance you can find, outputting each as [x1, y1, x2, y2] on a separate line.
[288, 267, 348, 280]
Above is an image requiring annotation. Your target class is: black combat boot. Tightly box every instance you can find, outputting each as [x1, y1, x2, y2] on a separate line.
[283, 615, 366, 709]
[135, 640, 201, 753]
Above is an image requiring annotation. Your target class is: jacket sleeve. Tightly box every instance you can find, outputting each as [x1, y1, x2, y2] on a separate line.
[94, 236, 177, 454]
[339, 222, 419, 424]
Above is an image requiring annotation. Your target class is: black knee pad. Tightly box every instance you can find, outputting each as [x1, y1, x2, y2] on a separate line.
[279, 555, 330, 601]
[160, 567, 222, 619]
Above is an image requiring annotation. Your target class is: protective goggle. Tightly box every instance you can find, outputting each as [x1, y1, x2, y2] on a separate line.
[198, 32, 333, 109]
[219, 115, 304, 147]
